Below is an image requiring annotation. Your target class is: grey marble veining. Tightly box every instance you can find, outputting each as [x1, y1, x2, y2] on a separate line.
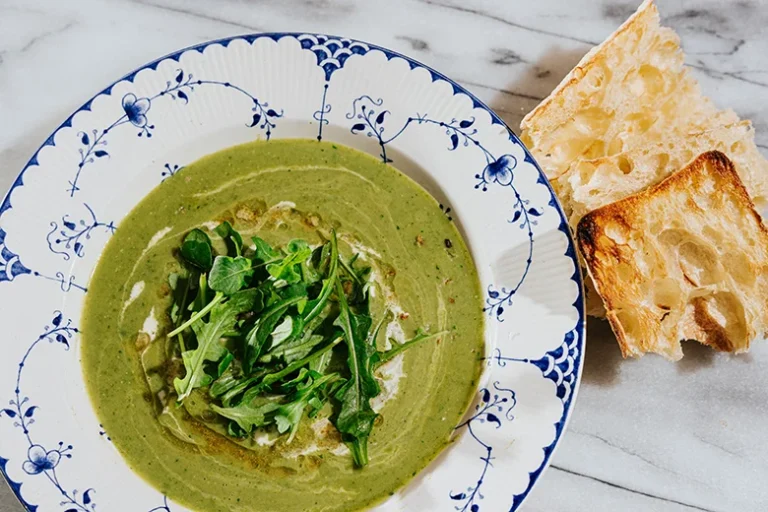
[1, 1, 767, 511]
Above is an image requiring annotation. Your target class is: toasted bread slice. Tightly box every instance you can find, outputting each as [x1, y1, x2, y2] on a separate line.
[578, 152, 768, 360]
[520, 0, 768, 317]
[556, 121, 766, 232]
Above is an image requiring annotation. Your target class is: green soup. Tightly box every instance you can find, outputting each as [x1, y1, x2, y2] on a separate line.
[81, 139, 484, 512]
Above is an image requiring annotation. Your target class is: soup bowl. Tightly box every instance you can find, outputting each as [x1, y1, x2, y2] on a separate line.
[0, 33, 584, 512]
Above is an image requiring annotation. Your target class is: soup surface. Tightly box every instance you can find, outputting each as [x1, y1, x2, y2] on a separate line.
[81, 139, 485, 512]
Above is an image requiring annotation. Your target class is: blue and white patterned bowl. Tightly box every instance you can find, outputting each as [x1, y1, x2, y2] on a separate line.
[0, 34, 584, 512]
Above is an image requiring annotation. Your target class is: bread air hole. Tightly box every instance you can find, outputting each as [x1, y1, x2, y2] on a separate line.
[603, 221, 628, 245]
[607, 138, 624, 156]
[624, 112, 657, 135]
[584, 140, 605, 159]
[653, 277, 682, 310]
[677, 240, 722, 287]
[573, 107, 613, 135]
[701, 225, 724, 250]
[576, 160, 596, 183]
[725, 251, 755, 286]
[614, 309, 641, 342]
[552, 136, 593, 166]
[618, 155, 633, 174]
[692, 292, 747, 349]
[648, 152, 671, 176]
[658, 228, 687, 247]
[585, 64, 610, 90]
[657, 38, 680, 60]
[624, 64, 665, 97]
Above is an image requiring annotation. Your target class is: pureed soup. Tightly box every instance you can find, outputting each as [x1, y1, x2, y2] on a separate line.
[81, 140, 485, 512]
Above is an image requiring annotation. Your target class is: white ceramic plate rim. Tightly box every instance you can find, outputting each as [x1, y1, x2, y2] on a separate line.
[0, 33, 586, 512]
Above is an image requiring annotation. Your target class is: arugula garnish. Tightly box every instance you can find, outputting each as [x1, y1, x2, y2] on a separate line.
[332, 279, 379, 467]
[212, 372, 339, 439]
[267, 239, 312, 285]
[180, 229, 213, 270]
[174, 288, 261, 400]
[214, 221, 244, 257]
[209, 255, 253, 294]
[243, 293, 306, 374]
[166, 224, 440, 467]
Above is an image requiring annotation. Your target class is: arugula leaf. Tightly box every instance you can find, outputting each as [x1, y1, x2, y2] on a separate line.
[168, 290, 224, 338]
[219, 370, 266, 407]
[192, 272, 210, 313]
[309, 348, 333, 374]
[260, 333, 325, 364]
[266, 239, 312, 285]
[233, 336, 343, 407]
[273, 373, 339, 442]
[333, 279, 379, 467]
[257, 336, 343, 391]
[209, 255, 253, 295]
[215, 221, 244, 257]
[302, 233, 339, 323]
[211, 400, 280, 433]
[217, 351, 235, 377]
[169, 272, 195, 352]
[300, 256, 321, 285]
[210, 367, 240, 398]
[252, 236, 281, 262]
[259, 308, 329, 364]
[268, 314, 306, 351]
[214, 373, 338, 436]
[181, 229, 213, 270]
[307, 395, 325, 419]
[173, 289, 261, 401]
[270, 316, 294, 347]
[243, 294, 306, 373]
[279, 368, 329, 394]
[368, 310, 390, 349]
[374, 330, 447, 367]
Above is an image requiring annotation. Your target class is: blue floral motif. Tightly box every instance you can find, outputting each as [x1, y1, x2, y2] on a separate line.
[68, 69, 284, 197]
[46, 204, 115, 260]
[450, 383, 516, 512]
[0, 311, 172, 512]
[345, 96, 493, 164]
[22, 445, 66, 475]
[161, 163, 183, 181]
[345, 96, 538, 321]
[0, 312, 90, 511]
[0, 228, 86, 292]
[122, 93, 153, 133]
[481, 155, 516, 187]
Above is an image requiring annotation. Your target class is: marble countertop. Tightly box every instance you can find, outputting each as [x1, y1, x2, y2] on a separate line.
[1, 0, 767, 511]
